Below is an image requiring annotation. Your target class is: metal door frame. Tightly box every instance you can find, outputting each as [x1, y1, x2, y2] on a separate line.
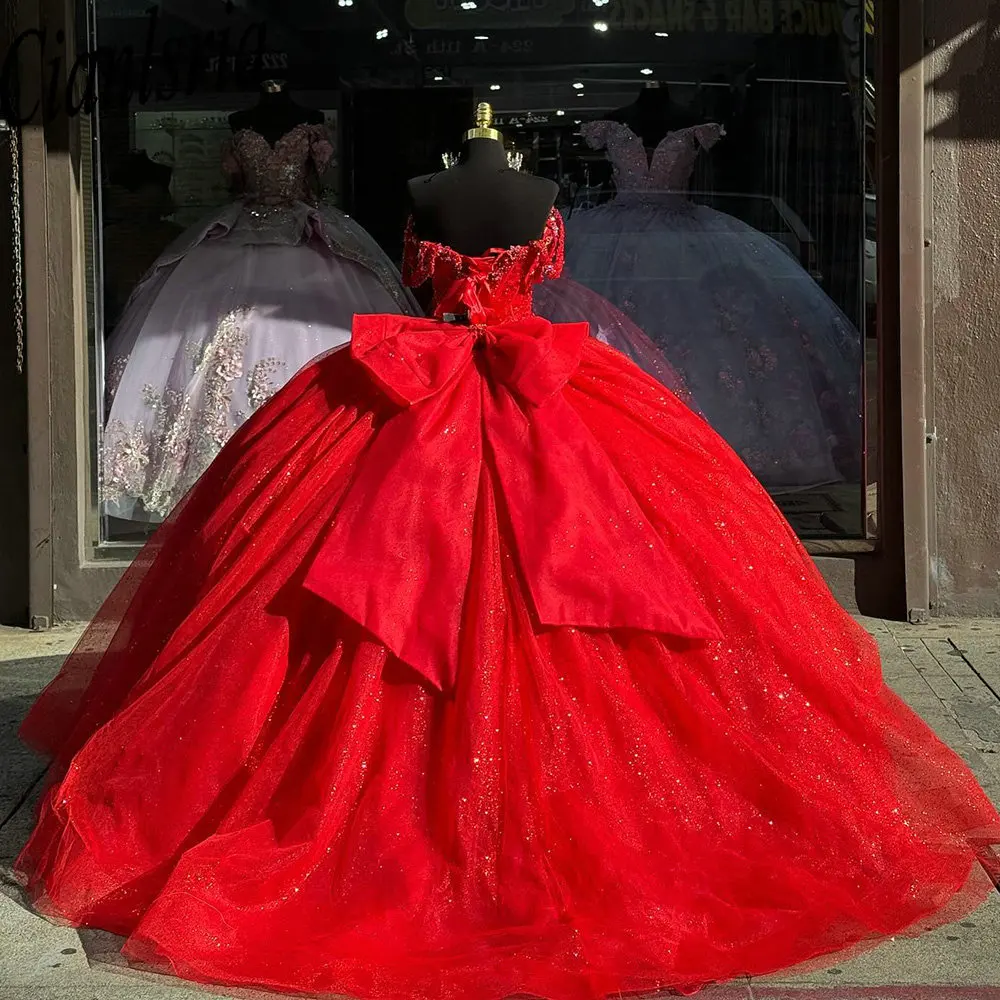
[22, 0, 127, 626]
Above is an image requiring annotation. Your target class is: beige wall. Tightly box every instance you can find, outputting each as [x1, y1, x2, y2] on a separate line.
[925, 0, 1000, 613]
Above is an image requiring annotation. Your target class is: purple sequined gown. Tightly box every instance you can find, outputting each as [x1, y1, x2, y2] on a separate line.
[534, 122, 862, 493]
[102, 124, 417, 523]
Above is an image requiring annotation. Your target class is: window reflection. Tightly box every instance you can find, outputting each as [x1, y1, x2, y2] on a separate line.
[83, 0, 872, 544]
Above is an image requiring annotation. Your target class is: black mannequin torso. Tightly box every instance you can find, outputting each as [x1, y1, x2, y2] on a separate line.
[229, 82, 325, 147]
[407, 138, 558, 258]
[608, 85, 701, 149]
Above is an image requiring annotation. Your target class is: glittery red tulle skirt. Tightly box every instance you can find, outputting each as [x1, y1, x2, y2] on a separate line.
[15, 338, 1000, 1000]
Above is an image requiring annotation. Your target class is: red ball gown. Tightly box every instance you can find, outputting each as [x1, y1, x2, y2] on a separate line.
[15, 210, 1000, 1000]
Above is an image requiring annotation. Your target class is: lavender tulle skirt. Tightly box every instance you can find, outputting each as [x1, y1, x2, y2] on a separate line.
[533, 278, 702, 415]
[101, 202, 416, 524]
[537, 198, 863, 493]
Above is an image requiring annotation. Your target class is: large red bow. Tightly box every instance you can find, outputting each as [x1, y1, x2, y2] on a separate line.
[303, 314, 721, 690]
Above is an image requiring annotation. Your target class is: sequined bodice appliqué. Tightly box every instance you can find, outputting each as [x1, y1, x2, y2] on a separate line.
[221, 124, 333, 206]
[580, 121, 725, 196]
[402, 209, 565, 325]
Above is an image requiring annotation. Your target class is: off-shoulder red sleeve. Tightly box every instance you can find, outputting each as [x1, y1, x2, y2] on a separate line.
[524, 208, 565, 287]
[401, 215, 433, 288]
[539, 209, 565, 280]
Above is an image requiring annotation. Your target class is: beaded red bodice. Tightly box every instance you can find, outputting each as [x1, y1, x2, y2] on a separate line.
[401, 209, 566, 324]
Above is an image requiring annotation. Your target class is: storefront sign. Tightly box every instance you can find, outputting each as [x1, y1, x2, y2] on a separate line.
[206, 51, 288, 74]
[406, 0, 574, 29]
[609, 0, 843, 34]
[391, 36, 535, 58]
[495, 110, 551, 126]
[838, 0, 862, 84]
[0, 5, 270, 125]
[404, 0, 844, 34]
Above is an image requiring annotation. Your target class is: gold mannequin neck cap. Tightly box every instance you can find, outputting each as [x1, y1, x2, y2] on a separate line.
[464, 102, 502, 142]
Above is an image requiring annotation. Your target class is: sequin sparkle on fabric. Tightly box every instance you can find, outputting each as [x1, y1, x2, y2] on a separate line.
[402, 208, 565, 323]
[17, 199, 1000, 1000]
[579, 120, 725, 201]
[222, 123, 334, 207]
[98, 123, 415, 523]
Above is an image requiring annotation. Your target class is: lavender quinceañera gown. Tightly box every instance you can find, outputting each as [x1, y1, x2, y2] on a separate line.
[535, 121, 862, 493]
[102, 123, 416, 523]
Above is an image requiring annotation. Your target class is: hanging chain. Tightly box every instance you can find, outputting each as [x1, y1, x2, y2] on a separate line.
[3, 0, 25, 375]
[1, 119, 25, 374]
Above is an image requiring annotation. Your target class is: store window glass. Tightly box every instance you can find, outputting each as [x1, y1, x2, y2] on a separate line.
[79, 0, 874, 545]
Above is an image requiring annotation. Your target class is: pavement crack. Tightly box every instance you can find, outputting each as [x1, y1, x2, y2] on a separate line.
[0, 764, 47, 833]
[949, 638, 1000, 702]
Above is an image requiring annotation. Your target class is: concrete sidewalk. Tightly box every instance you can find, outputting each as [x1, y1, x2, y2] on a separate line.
[0, 619, 998, 1000]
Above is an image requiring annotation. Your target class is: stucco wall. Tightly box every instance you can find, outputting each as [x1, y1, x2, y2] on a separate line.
[926, 0, 1000, 613]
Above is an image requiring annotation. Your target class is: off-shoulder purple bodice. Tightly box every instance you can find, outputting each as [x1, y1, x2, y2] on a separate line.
[221, 124, 334, 206]
[580, 121, 725, 198]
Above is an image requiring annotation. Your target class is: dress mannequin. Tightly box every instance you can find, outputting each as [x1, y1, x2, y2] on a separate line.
[96, 81, 410, 530]
[407, 102, 557, 258]
[228, 79, 324, 146]
[608, 82, 701, 148]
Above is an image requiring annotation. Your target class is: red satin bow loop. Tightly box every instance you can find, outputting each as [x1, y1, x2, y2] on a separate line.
[431, 256, 497, 323]
[303, 314, 722, 690]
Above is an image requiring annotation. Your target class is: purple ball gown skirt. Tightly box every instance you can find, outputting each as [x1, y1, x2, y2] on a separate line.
[101, 202, 417, 523]
[548, 195, 863, 493]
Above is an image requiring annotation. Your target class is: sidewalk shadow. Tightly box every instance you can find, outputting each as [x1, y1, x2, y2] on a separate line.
[0, 658, 304, 1000]
[0, 655, 65, 864]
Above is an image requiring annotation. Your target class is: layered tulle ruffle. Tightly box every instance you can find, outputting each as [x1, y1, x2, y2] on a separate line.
[16, 340, 999, 1000]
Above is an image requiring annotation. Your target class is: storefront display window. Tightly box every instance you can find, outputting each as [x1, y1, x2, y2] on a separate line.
[75, 0, 874, 547]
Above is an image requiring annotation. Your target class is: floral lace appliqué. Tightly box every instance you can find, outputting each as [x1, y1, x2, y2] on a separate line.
[246, 357, 288, 413]
[101, 309, 283, 517]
